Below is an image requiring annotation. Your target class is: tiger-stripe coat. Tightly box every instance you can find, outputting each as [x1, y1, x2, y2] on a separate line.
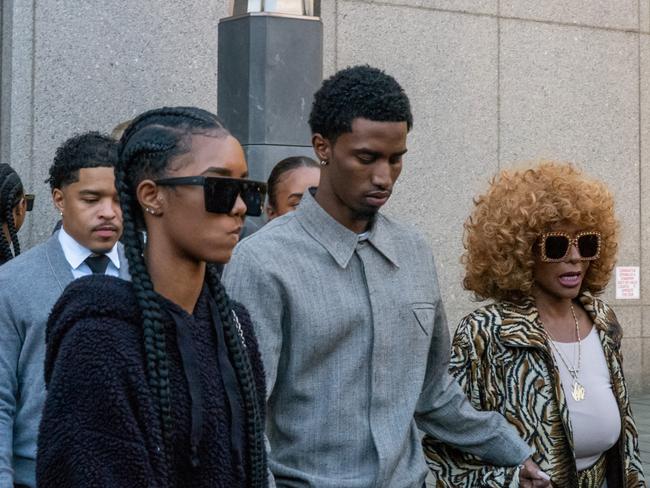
[423, 293, 646, 487]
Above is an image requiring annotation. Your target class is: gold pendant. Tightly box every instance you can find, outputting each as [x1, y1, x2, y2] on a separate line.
[572, 381, 585, 401]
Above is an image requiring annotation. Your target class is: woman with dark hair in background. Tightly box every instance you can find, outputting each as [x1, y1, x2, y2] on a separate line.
[36, 107, 268, 487]
[0, 163, 33, 265]
[265, 156, 320, 220]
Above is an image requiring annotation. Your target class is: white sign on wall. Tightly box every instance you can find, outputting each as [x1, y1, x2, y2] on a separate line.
[615, 266, 640, 299]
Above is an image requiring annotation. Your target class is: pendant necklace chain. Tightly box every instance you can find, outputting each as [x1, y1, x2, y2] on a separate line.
[543, 303, 586, 402]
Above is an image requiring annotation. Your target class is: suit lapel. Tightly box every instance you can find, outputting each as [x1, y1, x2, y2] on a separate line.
[498, 297, 547, 350]
[116, 242, 131, 281]
[44, 232, 75, 293]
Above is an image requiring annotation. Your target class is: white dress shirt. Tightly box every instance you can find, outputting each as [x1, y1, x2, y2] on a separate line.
[58, 227, 120, 279]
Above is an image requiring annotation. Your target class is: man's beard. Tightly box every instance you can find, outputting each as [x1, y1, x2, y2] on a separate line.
[352, 205, 379, 222]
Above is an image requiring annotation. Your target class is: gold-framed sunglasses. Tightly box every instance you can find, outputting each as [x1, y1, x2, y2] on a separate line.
[538, 231, 601, 262]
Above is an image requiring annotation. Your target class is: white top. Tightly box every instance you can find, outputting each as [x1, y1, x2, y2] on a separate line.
[58, 227, 120, 279]
[551, 327, 621, 474]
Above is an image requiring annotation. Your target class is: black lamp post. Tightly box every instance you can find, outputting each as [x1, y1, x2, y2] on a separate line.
[218, 0, 323, 184]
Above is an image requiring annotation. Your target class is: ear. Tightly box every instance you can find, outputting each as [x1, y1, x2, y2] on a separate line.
[312, 133, 332, 164]
[136, 179, 164, 216]
[265, 204, 277, 221]
[14, 197, 27, 220]
[52, 188, 65, 214]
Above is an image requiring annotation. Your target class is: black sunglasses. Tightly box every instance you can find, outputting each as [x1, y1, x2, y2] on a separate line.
[24, 194, 35, 212]
[538, 231, 602, 262]
[154, 176, 267, 217]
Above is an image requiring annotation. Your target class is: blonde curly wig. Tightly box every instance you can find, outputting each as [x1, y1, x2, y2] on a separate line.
[463, 162, 619, 302]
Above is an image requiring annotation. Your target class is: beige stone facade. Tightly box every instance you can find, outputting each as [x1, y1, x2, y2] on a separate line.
[2, 0, 649, 391]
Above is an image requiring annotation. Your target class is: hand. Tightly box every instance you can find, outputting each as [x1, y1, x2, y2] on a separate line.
[518, 458, 552, 487]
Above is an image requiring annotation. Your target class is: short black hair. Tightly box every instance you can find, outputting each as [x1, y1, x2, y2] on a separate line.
[267, 156, 319, 208]
[308, 65, 413, 142]
[47, 132, 118, 191]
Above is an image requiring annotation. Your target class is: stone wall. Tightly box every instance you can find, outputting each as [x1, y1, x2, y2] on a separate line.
[2, 0, 648, 391]
[321, 0, 650, 393]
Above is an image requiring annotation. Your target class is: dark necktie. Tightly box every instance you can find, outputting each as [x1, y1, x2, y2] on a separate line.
[85, 254, 110, 274]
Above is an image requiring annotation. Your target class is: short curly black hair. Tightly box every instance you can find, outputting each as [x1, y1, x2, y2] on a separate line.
[47, 132, 118, 191]
[308, 65, 413, 141]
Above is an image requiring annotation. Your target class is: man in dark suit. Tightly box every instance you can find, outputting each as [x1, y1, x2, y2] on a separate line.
[0, 132, 127, 488]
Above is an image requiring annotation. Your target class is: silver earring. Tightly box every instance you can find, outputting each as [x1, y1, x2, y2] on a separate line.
[320, 160, 328, 166]
[145, 207, 156, 215]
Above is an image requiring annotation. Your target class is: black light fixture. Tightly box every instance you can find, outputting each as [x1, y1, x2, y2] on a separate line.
[232, 0, 320, 17]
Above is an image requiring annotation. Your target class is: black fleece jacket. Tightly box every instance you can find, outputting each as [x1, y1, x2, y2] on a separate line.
[36, 275, 266, 488]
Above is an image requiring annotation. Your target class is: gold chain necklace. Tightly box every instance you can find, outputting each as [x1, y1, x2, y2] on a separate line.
[543, 303, 585, 402]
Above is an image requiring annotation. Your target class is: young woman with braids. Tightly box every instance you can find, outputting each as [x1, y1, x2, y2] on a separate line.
[0, 163, 32, 265]
[36, 107, 268, 488]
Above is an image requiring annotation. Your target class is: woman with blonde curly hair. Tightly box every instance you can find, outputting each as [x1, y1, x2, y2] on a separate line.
[423, 162, 645, 487]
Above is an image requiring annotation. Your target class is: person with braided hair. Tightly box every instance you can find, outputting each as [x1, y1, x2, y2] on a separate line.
[0, 163, 32, 266]
[37, 106, 268, 488]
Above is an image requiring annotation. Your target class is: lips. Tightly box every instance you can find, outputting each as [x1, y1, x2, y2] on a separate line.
[365, 191, 391, 207]
[558, 271, 582, 288]
[93, 225, 117, 238]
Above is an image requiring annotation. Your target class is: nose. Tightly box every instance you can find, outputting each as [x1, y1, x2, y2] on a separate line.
[371, 161, 393, 189]
[99, 199, 118, 220]
[230, 193, 247, 217]
[567, 242, 581, 262]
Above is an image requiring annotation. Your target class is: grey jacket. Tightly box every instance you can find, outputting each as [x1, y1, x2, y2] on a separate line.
[223, 191, 532, 488]
[0, 233, 129, 488]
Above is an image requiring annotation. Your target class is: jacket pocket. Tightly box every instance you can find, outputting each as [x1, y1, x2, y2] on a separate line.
[412, 303, 436, 336]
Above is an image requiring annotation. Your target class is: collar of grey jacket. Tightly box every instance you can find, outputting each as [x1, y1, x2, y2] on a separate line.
[296, 190, 400, 269]
[45, 231, 131, 292]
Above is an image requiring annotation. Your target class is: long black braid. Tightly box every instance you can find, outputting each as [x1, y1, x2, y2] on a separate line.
[117, 107, 266, 487]
[0, 164, 25, 265]
[206, 265, 267, 484]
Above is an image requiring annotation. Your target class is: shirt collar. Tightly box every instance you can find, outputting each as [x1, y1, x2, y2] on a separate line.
[58, 226, 121, 271]
[295, 189, 400, 269]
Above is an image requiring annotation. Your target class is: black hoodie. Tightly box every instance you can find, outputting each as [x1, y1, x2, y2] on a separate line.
[37, 274, 266, 488]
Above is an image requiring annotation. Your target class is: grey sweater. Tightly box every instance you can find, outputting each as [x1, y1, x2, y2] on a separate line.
[0, 233, 128, 488]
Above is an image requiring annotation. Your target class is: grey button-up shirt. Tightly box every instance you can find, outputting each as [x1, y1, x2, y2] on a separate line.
[223, 191, 531, 488]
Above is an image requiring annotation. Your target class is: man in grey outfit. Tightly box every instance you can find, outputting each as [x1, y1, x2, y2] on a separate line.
[224, 66, 550, 487]
[0, 132, 126, 488]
